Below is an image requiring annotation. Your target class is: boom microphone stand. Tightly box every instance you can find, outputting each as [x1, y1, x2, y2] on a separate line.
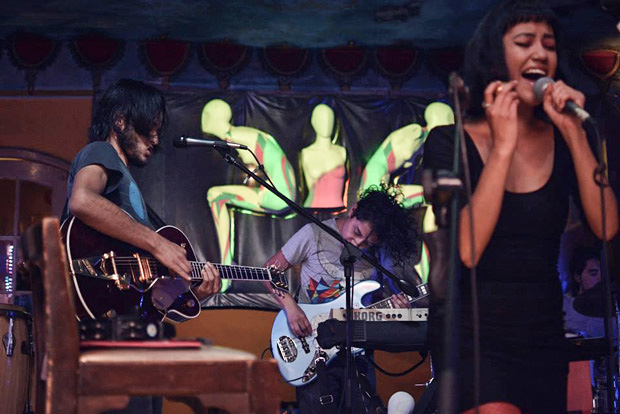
[207, 145, 421, 414]
[422, 73, 471, 414]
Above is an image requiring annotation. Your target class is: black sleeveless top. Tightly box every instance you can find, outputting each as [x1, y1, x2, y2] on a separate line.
[423, 124, 577, 357]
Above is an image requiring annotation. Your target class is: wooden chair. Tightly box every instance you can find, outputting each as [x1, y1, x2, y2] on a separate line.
[20, 217, 280, 414]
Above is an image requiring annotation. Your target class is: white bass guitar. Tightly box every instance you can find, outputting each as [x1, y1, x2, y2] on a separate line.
[270, 280, 429, 386]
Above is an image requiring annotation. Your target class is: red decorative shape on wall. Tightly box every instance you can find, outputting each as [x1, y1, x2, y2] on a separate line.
[321, 44, 367, 90]
[69, 34, 125, 91]
[141, 39, 191, 77]
[9, 33, 58, 68]
[261, 45, 310, 90]
[7, 33, 60, 93]
[428, 47, 464, 75]
[373, 45, 418, 89]
[581, 49, 620, 80]
[263, 45, 309, 76]
[375, 46, 417, 76]
[71, 35, 124, 68]
[199, 41, 249, 88]
[322, 45, 366, 75]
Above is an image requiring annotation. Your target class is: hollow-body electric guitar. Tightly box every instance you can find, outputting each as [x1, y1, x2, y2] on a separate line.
[61, 215, 287, 323]
[270, 279, 429, 386]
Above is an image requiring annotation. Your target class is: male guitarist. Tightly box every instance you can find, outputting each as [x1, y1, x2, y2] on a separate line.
[265, 185, 419, 414]
[63, 79, 221, 414]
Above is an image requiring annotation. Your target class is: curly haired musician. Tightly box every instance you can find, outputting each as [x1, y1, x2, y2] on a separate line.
[63, 79, 221, 414]
[265, 185, 419, 414]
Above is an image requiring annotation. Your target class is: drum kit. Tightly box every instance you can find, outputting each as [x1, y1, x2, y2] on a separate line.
[571, 281, 620, 414]
[0, 302, 34, 414]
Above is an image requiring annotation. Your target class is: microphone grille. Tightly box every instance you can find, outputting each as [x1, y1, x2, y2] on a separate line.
[534, 77, 553, 101]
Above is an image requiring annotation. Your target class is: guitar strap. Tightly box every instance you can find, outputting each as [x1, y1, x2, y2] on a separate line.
[314, 354, 385, 414]
[315, 357, 337, 414]
[146, 202, 167, 228]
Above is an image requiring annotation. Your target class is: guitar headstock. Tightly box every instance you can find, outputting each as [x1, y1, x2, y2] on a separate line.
[268, 268, 289, 293]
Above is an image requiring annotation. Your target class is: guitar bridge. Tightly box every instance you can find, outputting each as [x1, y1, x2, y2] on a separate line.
[100, 251, 131, 290]
[276, 336, 298, 363]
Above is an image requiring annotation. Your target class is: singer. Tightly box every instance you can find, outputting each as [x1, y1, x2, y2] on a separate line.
[423, 1, 618, 414]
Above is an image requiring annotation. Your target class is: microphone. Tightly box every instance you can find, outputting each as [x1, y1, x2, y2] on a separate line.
[387, 391, 415, 414]
[173, 136, 248, 150]
[533, 77, 591, 123]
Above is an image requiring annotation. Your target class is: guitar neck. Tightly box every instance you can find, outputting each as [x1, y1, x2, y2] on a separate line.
[189, 262, 272, 282]
[367, 283, 429, 309]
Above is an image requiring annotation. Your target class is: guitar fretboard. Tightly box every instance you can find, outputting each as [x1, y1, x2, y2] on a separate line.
[367, 283, 429, 309]
[190, 261, 271, 281]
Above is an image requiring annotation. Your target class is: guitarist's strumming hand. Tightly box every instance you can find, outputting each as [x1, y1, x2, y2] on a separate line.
[284, 300, 313, 337]
[194, 262, 222, 300]
[151, 233, 192, 281]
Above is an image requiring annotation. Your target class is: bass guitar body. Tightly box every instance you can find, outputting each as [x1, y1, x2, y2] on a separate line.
[270, 280, 380, 386]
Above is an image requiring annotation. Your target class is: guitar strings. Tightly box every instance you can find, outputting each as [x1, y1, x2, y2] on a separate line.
[106, 257, 273, 280]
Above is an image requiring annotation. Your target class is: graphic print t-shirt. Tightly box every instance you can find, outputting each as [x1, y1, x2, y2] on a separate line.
[281, 218, 375, 304]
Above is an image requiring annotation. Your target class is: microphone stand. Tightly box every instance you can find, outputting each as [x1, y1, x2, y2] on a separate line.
[211, 146, 420, 414]
[586, 117, 616, 414]
[423, 73, 468, 414]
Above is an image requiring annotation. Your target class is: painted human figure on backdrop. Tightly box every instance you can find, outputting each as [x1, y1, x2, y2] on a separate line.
[360, 101, 454, 207]
[264, 185, 419, 414]
[300, 103, 347, 208]
[64, 79, 221, 414]
[203, 99, 297, 274]
[422, 1, 619, 413]
[360, 101, 454, 282]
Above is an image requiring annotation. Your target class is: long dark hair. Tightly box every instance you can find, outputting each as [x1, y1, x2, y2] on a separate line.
[463, 0, 563, 119]
[89, 79, 168, 141]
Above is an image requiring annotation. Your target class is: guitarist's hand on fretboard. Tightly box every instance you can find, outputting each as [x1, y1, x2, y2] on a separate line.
[390, 292, 411, 308]
[193, 262, 222, 300]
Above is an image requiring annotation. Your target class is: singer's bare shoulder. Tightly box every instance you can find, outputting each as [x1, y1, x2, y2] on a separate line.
[464, 119, 491, 145]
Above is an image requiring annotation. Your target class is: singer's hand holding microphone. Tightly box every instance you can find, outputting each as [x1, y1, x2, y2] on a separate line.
[534, 77, 591, 137]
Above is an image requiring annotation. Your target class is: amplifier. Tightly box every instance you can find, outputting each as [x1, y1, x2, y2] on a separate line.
[79, 316, 163, 341]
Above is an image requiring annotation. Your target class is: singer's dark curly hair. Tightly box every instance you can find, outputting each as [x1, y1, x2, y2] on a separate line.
[89, 79, 168, 142]
[462, 0, 565, 119]
[353, 184, 419, 265]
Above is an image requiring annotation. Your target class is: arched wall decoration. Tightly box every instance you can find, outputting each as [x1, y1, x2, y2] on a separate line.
[198, 41, 250, 89]
[320, 43, 367, 91]
[373, 45, 418, 90]
[581, 49, 620, 87]
[69, 34, 125, 92]
[140, 38, 191, 84]
[427, 47, 464, 81]
[260, 45, 310, 91]
[7, 33, 61, 94]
